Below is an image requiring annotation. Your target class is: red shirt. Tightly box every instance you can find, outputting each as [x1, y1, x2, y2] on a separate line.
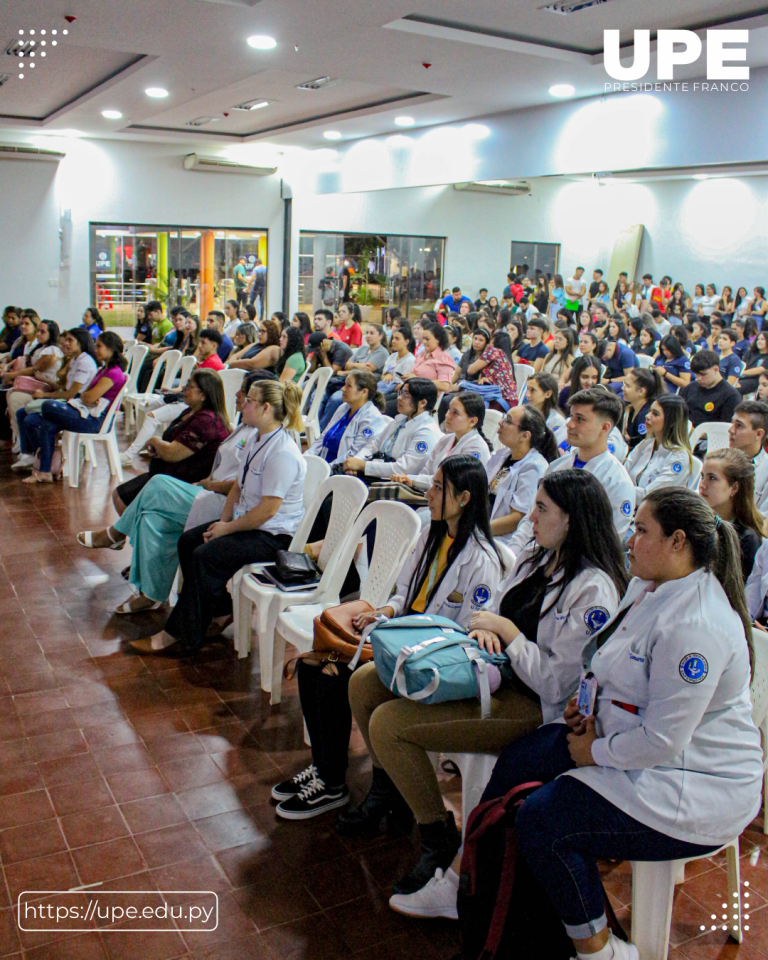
[199, 354, 225, 371]
[336, 322, 363, 348]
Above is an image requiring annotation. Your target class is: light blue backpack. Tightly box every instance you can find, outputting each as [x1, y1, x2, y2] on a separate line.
[365, 614, 513, 718]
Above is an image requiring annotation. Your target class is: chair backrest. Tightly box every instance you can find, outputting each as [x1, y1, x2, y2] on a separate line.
[689, 421, 730, 453]
[750, 628, 768, 729]
[176, 355, 198, 389]
[302, 455, 332, 507]
[687, 456, 703, 490]
[124, 344, 149, 393]
[358, 502, 422, 606]
[301, 366, 333, 419]
[159, 350, 183, 390]
[513, 364, 534, 400]
[144, 350, 175, 395]
[219, 368, 246, 425]
[98, 382, 130, 435]
[636, 354, 654, 369]
[482, 408, 503, 446]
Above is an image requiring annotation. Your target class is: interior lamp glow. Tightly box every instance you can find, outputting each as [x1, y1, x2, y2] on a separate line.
[324, 130, 342, 140]
[145, 88, 169, 98]
[102, 110, 123, 120]
[394, 116, 415, 127]
[247, 35, 277, 49]
[549, 84, 575, 98]
[693, 174, 710, 180]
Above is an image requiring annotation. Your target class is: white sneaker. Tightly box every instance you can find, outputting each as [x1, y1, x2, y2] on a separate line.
[11, 454, 35, 471]
[119, 451, 135, 465]
[571, 933, 639, 960]
[389, 867, 459, 919]
[11, 438, 20, 455]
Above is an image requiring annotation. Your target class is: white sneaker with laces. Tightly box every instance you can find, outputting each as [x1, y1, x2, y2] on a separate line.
[388, 867, 459, 919]
[571, 932, 639, 960]
[120, 451, 135, 465]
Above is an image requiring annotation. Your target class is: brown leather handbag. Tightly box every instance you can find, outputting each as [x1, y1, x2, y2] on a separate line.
[284, 599, 375, 678]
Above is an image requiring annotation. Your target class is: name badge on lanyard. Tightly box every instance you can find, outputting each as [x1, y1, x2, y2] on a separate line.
[241, 428, 283, 487]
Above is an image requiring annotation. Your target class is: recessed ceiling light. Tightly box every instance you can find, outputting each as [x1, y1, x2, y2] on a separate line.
[145, 87, 169, 98]
[324, 130, 342, 140]
[247, 35, 276, 50]
[693, 174, 709, 180]
[102, 110, 123, 120]
[394, 116, 415, 127]
[549, 84, 575, 98]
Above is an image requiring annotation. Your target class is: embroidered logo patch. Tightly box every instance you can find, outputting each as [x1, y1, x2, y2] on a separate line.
[621, 500, 632, 516]
[672, 462, 683, 473]
[416, 441, 428, 453]
[679, 653, 708, 683]
[584, 607, 609, 634]
[471, 584, 491, 607]
[637, 423, 647, 435]
[362, 428, 373, 438]
[607, 441, 615, 454]
[471, 452, 481, 459]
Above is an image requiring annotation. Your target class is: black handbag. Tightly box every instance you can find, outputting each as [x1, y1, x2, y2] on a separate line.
[274, 550, 321, 584]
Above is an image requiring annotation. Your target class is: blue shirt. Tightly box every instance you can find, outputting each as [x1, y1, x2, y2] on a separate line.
[322, 411, 353, 463]
[719, 353, 742, 381]
[655, 353, 691, 392]
[163, 330, 177, 346]
[441, 295, 472, 314]
[82, 322, 101, 339]
[734, 339, 751, 360]
[603, 342, 639, 379]
[217, 334, 234, 362]
[517, 341, 549, 364]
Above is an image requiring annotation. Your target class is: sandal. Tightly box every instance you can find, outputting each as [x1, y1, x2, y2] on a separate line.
[129, 633, 189, 656]
[115, 596, 164, 615]
[77, 528, 126, 550]
[22, 472, 54, 485]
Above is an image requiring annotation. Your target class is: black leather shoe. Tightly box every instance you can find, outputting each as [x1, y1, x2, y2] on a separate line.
[337, 766, 414, 836]
[393, 811, 461, 895]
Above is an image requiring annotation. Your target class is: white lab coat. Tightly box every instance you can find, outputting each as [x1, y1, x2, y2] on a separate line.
[407, 429, 491, 491]
[560, 426, 626, 463]
[754, 448, 768, 515]
[508, 449, 636, 555]
[498, 548, 621, 723]
[624, 439, 692, 502]
[546, 409, 568, 446]
[745, 537, 768, 619]
[357, 411, 442, 479]
[389, 528, 503, 629]
[487, 447, 549, 545]
[567, 569, 762, 845]
[307, 400, 389, 466]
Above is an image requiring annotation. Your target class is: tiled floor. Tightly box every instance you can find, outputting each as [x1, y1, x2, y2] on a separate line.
[0, 441, 766, 959]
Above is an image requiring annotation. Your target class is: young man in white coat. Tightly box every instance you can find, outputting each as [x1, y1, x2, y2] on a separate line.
[728, 400, 768, 515]
[508, 387, 636, 556]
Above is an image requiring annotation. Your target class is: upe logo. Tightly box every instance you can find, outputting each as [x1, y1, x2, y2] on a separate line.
[603, 29, 749, 81]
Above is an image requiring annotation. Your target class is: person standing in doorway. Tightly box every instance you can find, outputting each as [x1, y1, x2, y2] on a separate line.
[234, 257, 248, 308]
[248, 258, 267, 320]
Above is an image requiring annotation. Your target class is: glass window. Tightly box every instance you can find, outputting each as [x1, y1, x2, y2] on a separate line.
[510, 241, 560, 281]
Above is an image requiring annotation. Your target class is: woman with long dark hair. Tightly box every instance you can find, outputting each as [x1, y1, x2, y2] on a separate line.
[81, 307, 105, 339]
[559, 354, 601, 408]
[276, 326, 307, 383]
[542, 327, 576, 387]
[447, 488, 760, 960]
[625, 394, 694, 500]
[227, 318, 281, 372]
[737, 330, 768, 395]
[654, 334, 692, 391]
[621, 366, 665, 450]
[527, 371, 567, 444]
[290, 311, 312, 345]
[307, 370, 388, 467]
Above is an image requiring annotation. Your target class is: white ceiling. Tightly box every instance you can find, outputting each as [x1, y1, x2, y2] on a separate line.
[1, 0, 768, 152]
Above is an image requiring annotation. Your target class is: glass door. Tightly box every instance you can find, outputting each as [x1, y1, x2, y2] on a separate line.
[385, 236, 445, 321]
[298, 232, 344, 314]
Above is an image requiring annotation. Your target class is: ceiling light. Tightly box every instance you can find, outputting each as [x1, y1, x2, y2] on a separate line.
[693, 174, 709, 180]
[247, 35, 276, 50]
[549, 84, 575, 98]
[233, 99, 270, 112]
[324, 130, 342, 140]
[145, 87, 169, 98]
[102, 110, 123, 120]
[394, 116, 415, 127]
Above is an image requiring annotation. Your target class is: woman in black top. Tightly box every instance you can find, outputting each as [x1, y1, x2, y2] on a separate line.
[699, 447, 763, 579]
[622, 367, 665, 450]
[737, 330, 768, 395]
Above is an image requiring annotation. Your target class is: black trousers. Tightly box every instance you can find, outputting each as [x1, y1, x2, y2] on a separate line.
[116, 472, 153, 507]
[164, 523, 291, 649]
[136, 356, 155, 394]
[298, 659, 353, 786]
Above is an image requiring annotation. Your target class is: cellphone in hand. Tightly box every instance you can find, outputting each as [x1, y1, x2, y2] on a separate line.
[577, 673, 598, 718]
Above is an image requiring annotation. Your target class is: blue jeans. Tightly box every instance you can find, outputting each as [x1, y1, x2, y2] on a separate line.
[18, 400, 106, 473]
[319, 389, 344, 431]
[482, 723, 717, 940]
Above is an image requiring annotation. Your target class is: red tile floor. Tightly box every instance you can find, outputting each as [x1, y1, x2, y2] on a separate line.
[0, 442, 766, 959]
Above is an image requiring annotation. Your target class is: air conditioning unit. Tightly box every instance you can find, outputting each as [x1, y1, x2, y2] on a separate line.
[185, 117, 217, 127]
[454, 180, 531, 196]
[297, 76, 335, 91]
[232, 99, 270, 112]
[183, 153, 277, 176]
[539, 0, 614, 13]
[0, 142, 65, 162]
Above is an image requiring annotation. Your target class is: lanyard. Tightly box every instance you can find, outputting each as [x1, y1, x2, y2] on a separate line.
[241, 427, 283, 486]
[424, 538, 451, 602]
[382, 420, 407, 456]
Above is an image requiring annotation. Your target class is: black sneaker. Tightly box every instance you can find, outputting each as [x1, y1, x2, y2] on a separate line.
[276, 776, 349, 820]
[271, 764, 318, 801]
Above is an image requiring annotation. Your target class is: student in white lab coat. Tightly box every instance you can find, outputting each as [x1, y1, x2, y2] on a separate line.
[341, 378, 442, 481]
[509, 387, 636, 555]
[487, 405, 558, 544]
[391, 391, 490, 492]
[728, 400, 768, 515]
[388, 469, 628, 920]
[526, 371, 568, 446]
[307, 370, 389, 467]
[474, 488, 762, 960]
[624, 394, 693, 502]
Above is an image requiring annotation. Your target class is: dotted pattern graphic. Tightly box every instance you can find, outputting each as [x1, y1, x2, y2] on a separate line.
[699, 880, 750, 934]
[13, 27, 68, 79]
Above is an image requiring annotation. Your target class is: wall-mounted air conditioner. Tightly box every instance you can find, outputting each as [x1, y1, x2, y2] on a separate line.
[454, 180, 531, 196]
[183, 154, 277, 176]
[0, 142, 65, 162]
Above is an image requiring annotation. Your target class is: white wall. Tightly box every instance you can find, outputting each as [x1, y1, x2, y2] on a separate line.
[0, 137, 285, 326]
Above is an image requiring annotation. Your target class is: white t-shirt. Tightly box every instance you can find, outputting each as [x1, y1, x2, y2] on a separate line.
[382, 351, 416, 381]
[234, 427, 306, 536]
[566, 276, 586, 305]
[66, 352, 98, 391]
[35, 345, 64, 385]
[699, 295, 720, 317]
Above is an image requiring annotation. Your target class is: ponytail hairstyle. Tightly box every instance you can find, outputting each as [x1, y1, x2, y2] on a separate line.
[656, 394, 693, 469]
[250, 378, 304, 433]
[529, 372, 561, 421]
[643, 487, 753, 671]
[67, 328, 98, 362]
[189, 369, 231, 432]
[404, 454, 504, 611]
[625, 366, 664, 404]
[703, 448, 764, 540]
[515, 405, 560, 463]
[348, 369, 385, 412]
[452, 391, 488, 448]
[84, 307, 105, 332]
[96, 331, 128, 371]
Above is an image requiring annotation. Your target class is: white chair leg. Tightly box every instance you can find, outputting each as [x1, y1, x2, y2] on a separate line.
[675, 863, 686, 884]
[256, 597, 281, 696]
[106, 434, 124, 481]
[725, 840, 743, 943]
[630, 860, 677, 960]
[270, 624, 287, 706]
[83, 439, 95, 464]
[66, 433, 81, 488]
[232, 571, 253, 659]
[763, 767, 768, 835]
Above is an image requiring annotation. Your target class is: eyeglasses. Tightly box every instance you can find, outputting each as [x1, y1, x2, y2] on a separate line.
[502, 416, 518, 426]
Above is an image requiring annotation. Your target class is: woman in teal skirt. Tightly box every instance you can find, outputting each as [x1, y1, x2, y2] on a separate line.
[76, 373, 258, 613]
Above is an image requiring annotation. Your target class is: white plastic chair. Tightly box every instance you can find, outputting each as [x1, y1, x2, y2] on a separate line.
[232, 475, 368, 701]
[273, 500, 422, 702]
[689, 421, 730, 453]
[636, 354, 654, 369]
[482, 409, 503, 448]
[750, 627, 768, 834]
[120, 343, 149, 434]
[123, 350, 182, 435]
[302, 455, 331, 507]
[300, 367, 333, 446]
[61, 383, 129, 488]
[219, 368, 245, 425]
[440, 753, 499, 838]
[513, 364, 534, 402]
[687, 456, 703, 491]
[176, 355, 198, 389]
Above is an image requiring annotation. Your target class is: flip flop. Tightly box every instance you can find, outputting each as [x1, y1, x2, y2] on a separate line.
[77, 529, 126, 550]
[22, 473, 53, 484]
[115, 597, 165, 615]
